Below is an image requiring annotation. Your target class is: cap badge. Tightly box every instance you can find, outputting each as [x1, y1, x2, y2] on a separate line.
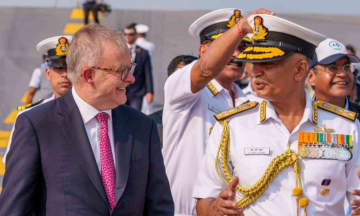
[227, 9, 243, 28]
[252, 16, 268, 41]
[55, 37, 69, 56]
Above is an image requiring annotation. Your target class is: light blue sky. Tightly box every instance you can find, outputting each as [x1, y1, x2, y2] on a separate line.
[0, 0, 359, 15]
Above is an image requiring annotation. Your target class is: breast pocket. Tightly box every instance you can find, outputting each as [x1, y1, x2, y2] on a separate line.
[302, 158, 346, 202]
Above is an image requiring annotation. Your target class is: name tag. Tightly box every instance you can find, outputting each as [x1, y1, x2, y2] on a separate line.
[208, 104, 221, 114]
[244, 147, 270, 155]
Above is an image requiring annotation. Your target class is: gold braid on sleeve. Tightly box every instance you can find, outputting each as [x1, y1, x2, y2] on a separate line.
[215, 119, 308, 216]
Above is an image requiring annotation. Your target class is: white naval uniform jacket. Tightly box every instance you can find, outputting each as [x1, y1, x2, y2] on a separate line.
[162, 60, 249, 215]
[193, 93, 360, 216]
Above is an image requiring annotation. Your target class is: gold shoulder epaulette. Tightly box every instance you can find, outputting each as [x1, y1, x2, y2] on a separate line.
[315, 100, 357, 122]
[17, 99, 44, 111]
[207, 82, 219, 96]
[214, 101, 258, 121]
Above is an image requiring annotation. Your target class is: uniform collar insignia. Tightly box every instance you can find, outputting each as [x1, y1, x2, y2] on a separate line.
[207, 81, 220, 96]
[252, 16, 268, 41]
[259, 100, 267, 123]
[312, 101, 318, 126]
[55, 37, 69, 56]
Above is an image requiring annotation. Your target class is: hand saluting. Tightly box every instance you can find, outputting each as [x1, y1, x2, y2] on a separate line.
[211, 177, 244, 216]
[351, 168, 360, 215]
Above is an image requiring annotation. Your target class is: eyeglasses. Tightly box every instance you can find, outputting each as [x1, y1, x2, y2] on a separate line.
[124, 33, 135, 36]
[315, 64, 355, 74]
[91, 63, 137, 81]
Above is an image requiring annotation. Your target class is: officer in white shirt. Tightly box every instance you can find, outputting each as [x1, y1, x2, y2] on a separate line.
[162, 8, 274, 215]
[193, 14, 360, 216]
[135, 24, 155, 58]
[3, 35, 72, 163]
[307, 38, 360, 116]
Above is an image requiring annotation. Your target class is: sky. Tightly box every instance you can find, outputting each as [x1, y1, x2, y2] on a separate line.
[0, 0, 359, 15]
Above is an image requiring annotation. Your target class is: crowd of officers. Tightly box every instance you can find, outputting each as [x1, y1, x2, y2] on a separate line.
[2, 6, 360, 216]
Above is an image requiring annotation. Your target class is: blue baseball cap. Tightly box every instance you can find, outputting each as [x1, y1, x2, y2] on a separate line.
[310, 38, 360, 68]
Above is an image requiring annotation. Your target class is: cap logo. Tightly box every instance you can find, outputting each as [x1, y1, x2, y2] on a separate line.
[227, 9, 243, 28]
[329, 41, 342, 50]
[55, 37, 69, 56]
[252, 16, 268, 41]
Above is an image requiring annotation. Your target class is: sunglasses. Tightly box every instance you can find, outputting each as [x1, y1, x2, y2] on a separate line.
[91, 63, 137, 81]
[124, 33, 136, 36]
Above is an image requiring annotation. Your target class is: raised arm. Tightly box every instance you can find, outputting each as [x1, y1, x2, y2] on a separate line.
[190, 9, 275, 93]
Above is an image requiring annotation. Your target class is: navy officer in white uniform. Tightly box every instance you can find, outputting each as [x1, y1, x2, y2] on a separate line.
[193, 14, 360, 216]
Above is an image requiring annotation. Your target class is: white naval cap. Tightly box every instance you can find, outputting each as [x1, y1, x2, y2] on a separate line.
[237, 14, 327, 62]
[36, 35, 72, 68]
[135, 24, 149, 34]
[36, 35, 73, 55]
[188, 8, 251, 43]
[310, 38, 360, 68]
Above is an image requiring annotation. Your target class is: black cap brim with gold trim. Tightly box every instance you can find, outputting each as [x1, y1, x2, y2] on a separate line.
[236, 15, 326, 63]
[189, 8, 250, 44]
[36, 35, 72, 68]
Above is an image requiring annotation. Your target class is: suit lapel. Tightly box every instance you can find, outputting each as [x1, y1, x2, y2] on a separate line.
[112, 106, 134, 205]
[56, 90, 110, 209]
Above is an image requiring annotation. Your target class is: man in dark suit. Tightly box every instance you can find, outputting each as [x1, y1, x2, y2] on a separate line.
[124, 24, 154, 111]
[0, 24, 173, 216]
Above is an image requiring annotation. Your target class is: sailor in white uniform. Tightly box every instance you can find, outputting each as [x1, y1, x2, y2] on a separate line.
[3, 35, 72, 163]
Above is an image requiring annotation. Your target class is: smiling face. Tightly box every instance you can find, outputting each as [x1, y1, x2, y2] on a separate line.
[46, 67, 72, 98]
[91, 42, 135, 109]
[308, 56, 353, 101]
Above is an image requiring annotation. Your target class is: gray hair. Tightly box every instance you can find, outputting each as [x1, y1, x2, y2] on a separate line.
[66, 24, 127, 83]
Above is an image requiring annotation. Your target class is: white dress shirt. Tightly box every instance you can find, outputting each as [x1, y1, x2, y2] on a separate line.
[162, 60, 249, 215]
[193, 93, 360, 216]
[72, 88, 116, 172]
[136, 37, 155, 58]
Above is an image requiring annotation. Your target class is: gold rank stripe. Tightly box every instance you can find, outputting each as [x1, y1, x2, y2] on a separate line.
[207, 82, 219, 96]
[215, 101, 258, 121]
[315, 100, 357, 122]
[17, 99, 43, 111]
[259, 100, 266, 123]
[0, 157, 4, 175]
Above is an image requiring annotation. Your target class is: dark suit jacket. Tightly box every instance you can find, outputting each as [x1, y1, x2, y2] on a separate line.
[126, 46, 153, 98]
[148, 109, 163, 149]
[349, 101, 360, 121]
[0, 90, 174, 216]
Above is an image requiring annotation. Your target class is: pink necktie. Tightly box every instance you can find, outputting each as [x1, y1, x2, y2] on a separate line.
[95, 112, 116, 210]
